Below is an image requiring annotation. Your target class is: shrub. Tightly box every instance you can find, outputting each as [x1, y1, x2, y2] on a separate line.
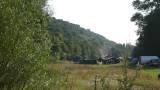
[0, 0, 52, 89]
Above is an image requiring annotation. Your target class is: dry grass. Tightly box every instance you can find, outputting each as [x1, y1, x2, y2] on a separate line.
[49, 63, 160, 90]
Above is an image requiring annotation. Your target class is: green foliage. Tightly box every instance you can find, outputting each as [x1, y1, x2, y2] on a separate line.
[0, 0, 52, 89]
[131, 0, 160, 56]
[48, 18, 134, 60]
[50, 32, 64, 62]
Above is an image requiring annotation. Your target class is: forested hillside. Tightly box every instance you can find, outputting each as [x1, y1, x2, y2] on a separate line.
[48, 18, 134, 61]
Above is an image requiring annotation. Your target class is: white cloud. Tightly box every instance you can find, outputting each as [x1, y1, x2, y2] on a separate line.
[48, 0, 138, 45]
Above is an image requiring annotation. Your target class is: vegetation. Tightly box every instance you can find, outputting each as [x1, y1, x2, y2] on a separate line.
[131, 0, 160, 56]
[0, 0, 53, 89]
[48, 18, 134, 61]
[49, 62, 160, 90]
[1, 0, 160, 89]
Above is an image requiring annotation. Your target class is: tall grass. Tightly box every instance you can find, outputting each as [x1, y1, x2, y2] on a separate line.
[92, 58, 140, 90]
[47, 61, 160, 90]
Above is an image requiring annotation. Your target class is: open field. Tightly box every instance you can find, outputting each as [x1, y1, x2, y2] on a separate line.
[49, 63, 160, 90]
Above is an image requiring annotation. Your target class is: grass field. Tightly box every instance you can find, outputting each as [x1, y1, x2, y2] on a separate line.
[49, 63, 160, 90]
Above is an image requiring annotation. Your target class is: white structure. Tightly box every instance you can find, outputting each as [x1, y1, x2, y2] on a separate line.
[140, 56, 159, 64]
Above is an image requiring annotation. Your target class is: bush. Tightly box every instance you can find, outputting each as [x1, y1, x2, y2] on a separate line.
[0, 0, 52, 89]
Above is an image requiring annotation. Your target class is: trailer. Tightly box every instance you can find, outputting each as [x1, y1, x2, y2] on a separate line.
[140, 56, 160, 64]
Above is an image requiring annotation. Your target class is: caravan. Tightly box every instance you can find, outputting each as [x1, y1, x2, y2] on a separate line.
[140, 56, 160, 65]
[131, 56, 160, 66]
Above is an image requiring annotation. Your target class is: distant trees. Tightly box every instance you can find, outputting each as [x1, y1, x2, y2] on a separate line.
[0, 0, 52, 88]
[48, 18, 102, 60]
[131, 0, 160, 56]
[50, 32, 64, 61]
[109, 43, 133, 58]
[48, 18, 134, 60]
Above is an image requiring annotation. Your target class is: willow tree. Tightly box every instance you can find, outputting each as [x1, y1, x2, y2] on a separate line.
[0, 0, 52, 88]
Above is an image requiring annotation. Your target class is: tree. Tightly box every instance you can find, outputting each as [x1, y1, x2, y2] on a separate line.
[50, 32, 64, 62]
[0, 0, 52, 88]
[48, 18, 133, 60]
[131, 0, 160, 56]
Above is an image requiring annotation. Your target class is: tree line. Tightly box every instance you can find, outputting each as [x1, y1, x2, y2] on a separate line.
[131, 0, 160, 57]
[48, 18, 134, 61]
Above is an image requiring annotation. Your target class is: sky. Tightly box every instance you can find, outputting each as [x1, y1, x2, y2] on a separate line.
[47, 0, 138, 45]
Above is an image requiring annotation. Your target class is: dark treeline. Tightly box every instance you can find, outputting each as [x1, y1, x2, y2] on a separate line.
[131, 0, 160, 57]
[48, 18, 134, 61]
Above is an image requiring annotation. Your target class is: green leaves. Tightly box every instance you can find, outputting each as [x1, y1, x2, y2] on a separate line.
[132, 0, 160, 56]
[0, 0, 52, 89]
[132, 0, 157, 12]
[48, 18, 133, 60]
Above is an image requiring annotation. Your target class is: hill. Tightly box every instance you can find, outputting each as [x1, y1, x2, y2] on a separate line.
[48, 18, 133, 60]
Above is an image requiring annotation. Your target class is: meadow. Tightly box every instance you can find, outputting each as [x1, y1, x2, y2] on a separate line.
[49, 62, 160, 90]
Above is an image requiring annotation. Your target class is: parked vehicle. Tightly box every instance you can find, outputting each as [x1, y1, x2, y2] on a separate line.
[140, 56, 159, 64]
[146, 58, 160, 66]
[130, 56, 160, 66]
